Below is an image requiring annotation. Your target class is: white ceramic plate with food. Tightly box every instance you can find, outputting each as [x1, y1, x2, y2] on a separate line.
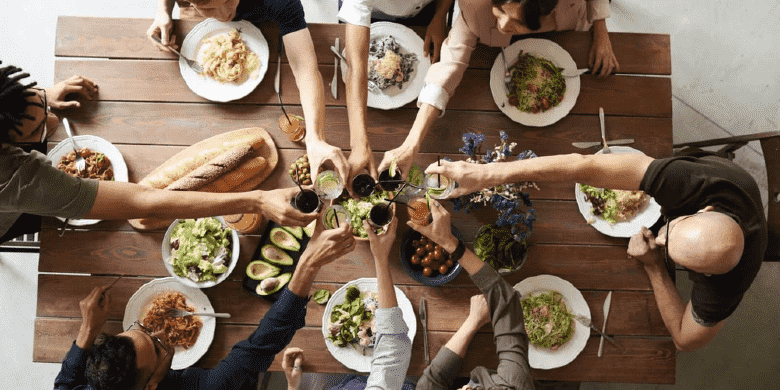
[490, 38, 580, 127]
[322, 277, 417, 372]
[341, 21, 431, 110]
[180, 18, 269, 102]
[123, 277, 216, 370]
[513, 274, 589, 370]
[47, 134, 128, 226]
[574, 146, 662, 237]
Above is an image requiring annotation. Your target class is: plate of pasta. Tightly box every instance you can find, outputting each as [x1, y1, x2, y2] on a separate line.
[513, 275, 589, 369]
[180, 19, 269, 102]
[124, 278, 216, 369]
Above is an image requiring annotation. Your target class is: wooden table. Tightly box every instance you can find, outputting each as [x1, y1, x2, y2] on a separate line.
[35, 17, 675, 384]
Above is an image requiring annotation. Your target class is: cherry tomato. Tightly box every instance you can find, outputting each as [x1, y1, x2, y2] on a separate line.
[415, 247, 425, 256]
[439, 264, 449, 274]
[445, 259, 454, 267]
[419, 237, 428, 246]
[434, 244, 443, 252]
[433, 249, 444, 261]
[410, 254, 421, 265]
[421, 255, 433, 267]
[425, 243, 434, 252]
[422, 267, 433, 276]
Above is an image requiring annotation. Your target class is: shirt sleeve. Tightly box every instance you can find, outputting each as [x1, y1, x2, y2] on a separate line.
[53, 343, 93, 390]
[267, 0, 308, 36]
[338, 0, 373, 27]
[418, 10, 479, 115]
[586, 0, 611, 23]
[366, 307, 412, 390]
[415, 347, 462, 390]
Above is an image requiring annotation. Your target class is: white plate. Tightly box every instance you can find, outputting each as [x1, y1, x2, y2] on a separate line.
[180, 19, 269, 102]
[322, 277, 417, 372]
[123, 278, 216, 370]
[341, 22, 431, 110]
[47, 135, 128, 226]
[490, 38, 580, 127]
[574, 146, 662, 237]
[514, 275, 589, 370]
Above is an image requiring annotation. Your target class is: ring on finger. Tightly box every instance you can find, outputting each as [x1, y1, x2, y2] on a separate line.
[293, 365, 302, 370]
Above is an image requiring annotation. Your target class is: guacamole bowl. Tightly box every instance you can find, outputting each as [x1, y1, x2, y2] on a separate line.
[162, 216, 240, 288]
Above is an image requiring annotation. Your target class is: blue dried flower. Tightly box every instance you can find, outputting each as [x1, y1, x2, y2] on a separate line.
[500, 131, 508, 141]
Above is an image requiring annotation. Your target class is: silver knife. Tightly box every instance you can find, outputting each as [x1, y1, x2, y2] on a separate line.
[571, 139, 635, 149]
[419, 297, 430, 365]
[331, 38, 339, 99]
[573, 314, 621, 349]
[562, 68, 589, 78]
[598, 291, 612, 357]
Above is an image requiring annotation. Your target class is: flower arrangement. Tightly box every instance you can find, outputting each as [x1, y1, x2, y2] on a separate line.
[452, 131, 538, 243]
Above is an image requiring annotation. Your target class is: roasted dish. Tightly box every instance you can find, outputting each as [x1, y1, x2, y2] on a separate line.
[368, 36, 417, 90]
[141, 291, 203, 349]
[506, 51, 566, 113]
[57, 148, 114, 180]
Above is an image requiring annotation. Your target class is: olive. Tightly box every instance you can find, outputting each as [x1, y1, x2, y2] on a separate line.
[415, 247, 425, 256]
[412, 240, 420, 248]
[439, 265, 449, 275]
[433, 249, 444, 261]
[422, 267, 433, 277]
[419, 237, 428, 246]
[425, 243, 434, 252]
[421, 255, 433, 267]
[410, 254, 421, 265]
[434, 244, 443, 251]
[445, 259, 454, 267]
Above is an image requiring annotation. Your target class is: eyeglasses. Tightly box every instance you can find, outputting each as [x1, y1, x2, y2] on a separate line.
[30, 88, 49, 143]
[126, 321, 171, 388]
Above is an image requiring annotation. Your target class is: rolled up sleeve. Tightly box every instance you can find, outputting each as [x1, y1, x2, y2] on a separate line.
[587, 0, 611, 23]
[338, 0, 373, 27]
[366, 307, 412, 390]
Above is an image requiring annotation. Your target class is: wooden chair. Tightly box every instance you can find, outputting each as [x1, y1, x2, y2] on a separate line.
[674, 131, 780, 262]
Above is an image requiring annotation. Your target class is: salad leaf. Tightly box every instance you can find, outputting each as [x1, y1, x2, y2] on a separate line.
[407, 164, 424, 187]
[339, 191, 389, 238]
[389, 158, 397, 177]
[313, 289, 330, 304]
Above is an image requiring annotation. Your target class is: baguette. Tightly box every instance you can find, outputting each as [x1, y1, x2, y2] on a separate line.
[166, 144, 253, 191]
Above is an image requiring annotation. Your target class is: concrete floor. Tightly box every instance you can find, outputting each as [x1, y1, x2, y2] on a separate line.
[1, 0, 778, 389]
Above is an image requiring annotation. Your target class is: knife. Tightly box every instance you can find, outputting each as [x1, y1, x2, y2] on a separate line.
[571, 139, 634, 149]
[331, 38, 339, 99]
[598, 291, 612, 357]
[419, 297, 430, 365]
[562, 68, 589, 78]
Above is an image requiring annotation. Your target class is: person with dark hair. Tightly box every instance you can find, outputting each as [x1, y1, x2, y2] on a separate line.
[0, 63, 318, 243]
[147, 0, 350, 187]
[54, 220, 358, 390]
[376, 0, 618, 179]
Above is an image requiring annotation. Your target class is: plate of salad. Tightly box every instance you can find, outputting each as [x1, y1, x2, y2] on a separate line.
[335, 190, 391, 240]
[322, 278, 416, 372]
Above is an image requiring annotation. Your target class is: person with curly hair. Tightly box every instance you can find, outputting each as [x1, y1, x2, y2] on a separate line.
[0, 63, 319, 243]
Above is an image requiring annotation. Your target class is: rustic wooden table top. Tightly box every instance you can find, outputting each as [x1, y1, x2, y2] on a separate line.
[35, 17, 675, 384]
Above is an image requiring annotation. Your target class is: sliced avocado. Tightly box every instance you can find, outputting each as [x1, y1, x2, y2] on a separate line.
[256, 272, 292, 296]
[304, 220, 316, 237]
[261, 244, 294, 266]
[246, 260, 280, 280]
[282, 226, 304, 239]
[269, 227, 301, 251]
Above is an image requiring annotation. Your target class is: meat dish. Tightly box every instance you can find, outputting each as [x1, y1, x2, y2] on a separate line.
[57, 148, 114, 180]
[141, 291, 203, 349]
[368, 36, 417, 90]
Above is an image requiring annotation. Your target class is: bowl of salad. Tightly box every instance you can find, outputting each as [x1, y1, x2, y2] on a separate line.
[333, 190, 392, 241]
[162, 216, 240, 288]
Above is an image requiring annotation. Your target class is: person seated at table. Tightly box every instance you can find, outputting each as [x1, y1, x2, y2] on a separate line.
[147, 0, 350, 185]
[0, 63, 317, 243]
[281, 217, 414, 390]
[424, 149, 767, 352]
[337, 0, 454, 191]
[377, 0, 618, 178]
[53, 220, 357, 390]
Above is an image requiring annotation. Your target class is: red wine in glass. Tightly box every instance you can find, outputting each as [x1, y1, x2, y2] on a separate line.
[291, 189, 321, 213]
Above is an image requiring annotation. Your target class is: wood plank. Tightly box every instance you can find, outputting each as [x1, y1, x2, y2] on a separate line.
[34, 318, 674, 383]
[55, 17, 671, 75]
[54, 60, 672, 117]
[36, 274, 664, 334]
[48, 102, 672, 158]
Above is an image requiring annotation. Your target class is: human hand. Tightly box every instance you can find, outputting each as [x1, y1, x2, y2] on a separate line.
[365, 214, 397, 264]
[45, 75, 99, 109]
[79, 285, 112, 337]
[378, 145, 416, 181]
[424, 13, 447, 63]
[347, 145, 377, 197]
[281, 347, 305, 390]
[300, 216, 356, 269]
[627, 227, 664, 267]
[425, 160, 485, 199]
[147, 11, 178, 52]
[466, 294, 491, 328]
[589, 23, 619, 78]
[406, 199, 458, 253]
[258, 187, 318, 226]
[306, 140, 350, 189]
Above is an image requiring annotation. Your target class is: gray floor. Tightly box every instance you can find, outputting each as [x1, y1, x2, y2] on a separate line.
[1, 0, 779, 389]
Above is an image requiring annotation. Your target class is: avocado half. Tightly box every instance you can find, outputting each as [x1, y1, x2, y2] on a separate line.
[281, 226, 304, 239]
[261, 244, 294, 266]
[256, 272, 292, 296]
[269, 227, 301, 251]
[303, 220, 316, 237]
[246, 260, 280, 280]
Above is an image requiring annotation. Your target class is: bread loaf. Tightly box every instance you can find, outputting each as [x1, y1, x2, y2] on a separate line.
[166, 144, 253, 191]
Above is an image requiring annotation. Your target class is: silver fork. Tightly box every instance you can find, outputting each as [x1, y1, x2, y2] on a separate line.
[151, 35, 203, 73]
[62, 118, 85, 174]
[500, 47, 512, 89]
[573, 314, 622, 350]
[332, 45, 380, 93]
[599, 107, 611, 154]
[166, 308, 231, 318]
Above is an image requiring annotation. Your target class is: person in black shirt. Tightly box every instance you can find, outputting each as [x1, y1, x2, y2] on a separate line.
[423, 150, 767, 351]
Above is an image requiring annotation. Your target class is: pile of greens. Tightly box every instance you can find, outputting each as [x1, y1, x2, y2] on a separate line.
[521, 291, 575, 349]
[328, 286, 376, 347]
[474, 225, 527, 272]
[339, 190, 389, 238]
[169, 218, 231, 282]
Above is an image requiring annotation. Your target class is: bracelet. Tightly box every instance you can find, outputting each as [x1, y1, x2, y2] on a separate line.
[449, 239, 466, 262]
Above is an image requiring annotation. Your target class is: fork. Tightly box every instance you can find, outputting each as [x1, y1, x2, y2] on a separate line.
[500, 47, 512, 89]
[151, 35, 203, 73]
[62, 118, 85, 174]
[573, 314, 623, 351]
[599, 107, 611, 154]
[166, 308, 231, 318]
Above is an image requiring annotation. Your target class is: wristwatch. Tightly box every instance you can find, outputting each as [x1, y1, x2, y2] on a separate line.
[449, 239, 466, 262]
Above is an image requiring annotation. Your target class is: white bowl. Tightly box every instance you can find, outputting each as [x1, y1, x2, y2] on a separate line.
[162, 216, 240, 288]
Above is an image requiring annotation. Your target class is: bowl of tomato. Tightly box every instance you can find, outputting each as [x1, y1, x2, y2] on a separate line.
[399, 226, 463, 286]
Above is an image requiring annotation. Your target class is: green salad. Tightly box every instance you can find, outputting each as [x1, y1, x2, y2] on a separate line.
[580, 184, 650, 224]
[338, 190, 389, 238]
[521, 291, 575, 350]
[326, 286, 378, 350]
[168, 217, 232, 282]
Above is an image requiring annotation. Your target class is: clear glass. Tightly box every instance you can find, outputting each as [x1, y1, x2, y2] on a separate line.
[314, 170, 344, 200]
[322, 204, 351, 229]
[424, 173, 455, 199]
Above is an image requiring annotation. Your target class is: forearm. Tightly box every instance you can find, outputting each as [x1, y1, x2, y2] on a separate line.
[592, 19, 609, 37]
[374, 258, 398, 309]
[287, 261, 319, 298]
[443, 317, 481, 358]
[434, 0, 454, 18]
[438, 236, 486, 276]
[345, 23, 371, 150]
[75, 323, 101, 351]
[644, 264, 688, 346]
[400, 103, 440, 153]
[157, 0, 175, 16]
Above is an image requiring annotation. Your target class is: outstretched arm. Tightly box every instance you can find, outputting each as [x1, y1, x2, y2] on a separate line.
[146, 0, 178, 51]
[423, 0, 455, 63]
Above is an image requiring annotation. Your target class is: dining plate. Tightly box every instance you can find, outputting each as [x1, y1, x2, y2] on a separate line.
[341, 21, 431, 110]
[123, 278, 216, 370]
[47, 134, 128, 226]
[180, 18, 269, 102]
[574, 146, 662, 237]
[490, 38, 580, 127]
[322, 277, 417, 372]
[513, 275, 590, 369]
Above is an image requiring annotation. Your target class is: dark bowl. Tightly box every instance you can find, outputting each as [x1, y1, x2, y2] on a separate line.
[400, 226, 464, 286]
